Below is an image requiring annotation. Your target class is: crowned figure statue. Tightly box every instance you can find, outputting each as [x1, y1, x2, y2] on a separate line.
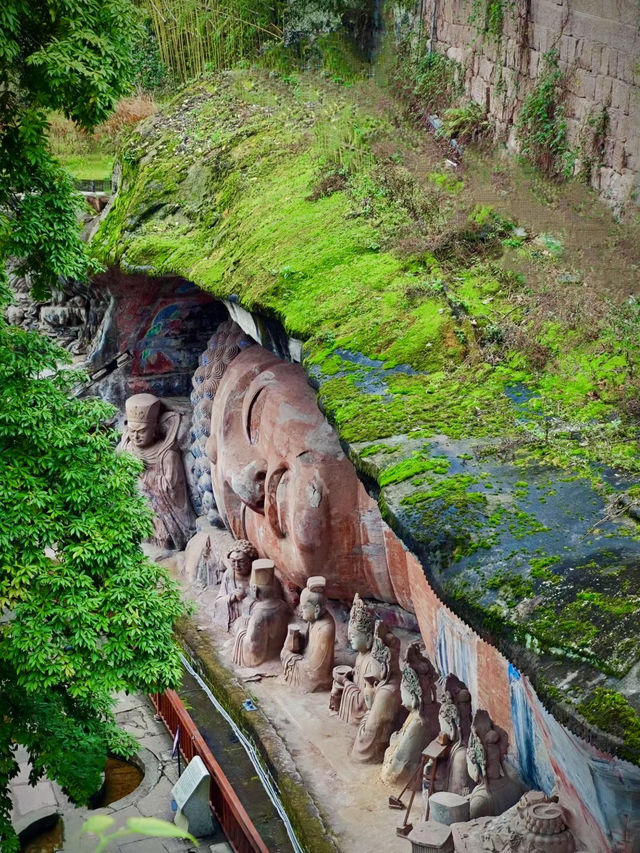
[330, 592, 377, 724]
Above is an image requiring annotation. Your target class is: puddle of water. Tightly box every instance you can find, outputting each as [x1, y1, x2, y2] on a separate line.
[90, 757, 143, 809]
[20, 816, 63, 853]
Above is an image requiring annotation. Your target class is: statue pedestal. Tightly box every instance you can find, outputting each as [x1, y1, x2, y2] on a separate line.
[407, 821, 454, 853]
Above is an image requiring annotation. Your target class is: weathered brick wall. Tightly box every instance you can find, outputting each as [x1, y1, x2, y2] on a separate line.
[418, 0, 639, 212]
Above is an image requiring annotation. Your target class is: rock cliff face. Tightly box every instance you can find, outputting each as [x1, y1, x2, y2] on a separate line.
[92, 67, 640, 848]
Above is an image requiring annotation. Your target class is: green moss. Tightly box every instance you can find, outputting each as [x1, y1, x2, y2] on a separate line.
[530, 555, 562, 582]
[578, 688, 640, 764]
[486, 571, 534, 605]
[358, 442, 397, 458]
[379, 451, 450, 486]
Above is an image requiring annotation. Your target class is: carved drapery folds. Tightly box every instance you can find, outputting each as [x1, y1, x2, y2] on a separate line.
[120, 393, 195, 549]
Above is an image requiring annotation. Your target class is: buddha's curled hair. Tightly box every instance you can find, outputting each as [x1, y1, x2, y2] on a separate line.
[187, 319, 253, 513]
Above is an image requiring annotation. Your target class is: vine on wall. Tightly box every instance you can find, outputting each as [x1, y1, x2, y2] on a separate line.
[468, 0, 514, 45]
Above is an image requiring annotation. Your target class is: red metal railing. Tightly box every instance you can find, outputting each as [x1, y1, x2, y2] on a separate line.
[150, 690, 270, 853]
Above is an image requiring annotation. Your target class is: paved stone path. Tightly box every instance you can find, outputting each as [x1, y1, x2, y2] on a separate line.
[11, 692, 232, 853]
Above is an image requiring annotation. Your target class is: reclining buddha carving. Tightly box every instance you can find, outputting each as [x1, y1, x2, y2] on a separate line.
[193, 322, 402, 604]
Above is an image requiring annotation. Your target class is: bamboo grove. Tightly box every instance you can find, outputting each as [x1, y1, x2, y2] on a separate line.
[143, 0, 284, 80]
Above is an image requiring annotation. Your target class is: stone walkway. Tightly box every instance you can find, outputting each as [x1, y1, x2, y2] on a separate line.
[11, 692, 231, 853]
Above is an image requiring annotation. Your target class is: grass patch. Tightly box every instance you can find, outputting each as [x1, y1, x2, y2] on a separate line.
[59, 154, 114, 182]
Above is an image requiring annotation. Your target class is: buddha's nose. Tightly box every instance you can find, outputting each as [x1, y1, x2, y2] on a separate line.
[230, 458, 267, 512]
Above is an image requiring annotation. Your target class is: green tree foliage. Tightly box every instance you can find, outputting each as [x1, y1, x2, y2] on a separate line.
[0, 3, 185, 850]
[0, 314, 185, 850]
[0, 0, 140, 298]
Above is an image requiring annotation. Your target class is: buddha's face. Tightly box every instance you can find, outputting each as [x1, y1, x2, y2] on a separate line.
[347, 623, 372, 653]
[228, 550, 252, 578]
[128, 419, 156, 448]
[206, 346, 391, 598]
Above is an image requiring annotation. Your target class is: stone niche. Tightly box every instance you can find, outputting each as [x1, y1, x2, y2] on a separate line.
[86, 269, 228, 406]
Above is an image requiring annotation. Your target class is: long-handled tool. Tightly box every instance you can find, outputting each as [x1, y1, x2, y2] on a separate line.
[388, 762, 423, 810]
[395, 755, 428, 837]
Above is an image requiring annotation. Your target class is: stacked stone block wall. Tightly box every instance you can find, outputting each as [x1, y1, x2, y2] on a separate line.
[417, 0, 640, 212]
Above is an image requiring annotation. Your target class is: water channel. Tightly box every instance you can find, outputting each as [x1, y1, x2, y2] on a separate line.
[179, 654, 303, 853]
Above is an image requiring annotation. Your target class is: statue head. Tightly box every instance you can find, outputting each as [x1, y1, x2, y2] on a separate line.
[347, 593, 375, 653]
[300, 576, 327, 623]
[400, 663, 421, 711]
[249, 558, 277, 601]
[226, 539, 258, 579]
[438, 690, 460, 742]
[125, 393, 161, 448]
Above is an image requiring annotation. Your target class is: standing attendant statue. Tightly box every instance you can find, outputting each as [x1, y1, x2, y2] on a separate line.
[467, 709, 524, 818]
[213, 540, 259, 631]
[281, 576, 335, 693]
[381, 643, 440, 789]
[232, 559, 290, 668]
[120, 393, 194, 550]
[330, 593, 376, 723]
[351, 619, 402, 764]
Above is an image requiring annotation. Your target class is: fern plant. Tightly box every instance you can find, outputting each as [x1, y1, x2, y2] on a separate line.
[515, 49, 575, 179]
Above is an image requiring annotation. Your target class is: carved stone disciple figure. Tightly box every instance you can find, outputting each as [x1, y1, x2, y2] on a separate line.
[213, 540, 259, 631]
[467, 709, 524, 819]
[281, 576, 335, 693]
[381, 643, 440, 789]
[351, 620, 402, 764]
[232, 559, 290, 668]
[331, 593, 376, 724]
[120, 393, 194, 550]
[425, 675, 474, 799]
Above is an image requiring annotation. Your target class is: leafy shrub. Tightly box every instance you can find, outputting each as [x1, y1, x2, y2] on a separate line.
[394, 45, 463, 117]
[468, 0, 512, 44]
[515, 49, 574, 179]
[441, 101, 491, 144]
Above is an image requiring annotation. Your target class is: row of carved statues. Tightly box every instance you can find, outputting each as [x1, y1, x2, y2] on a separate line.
[201, 539, 524, 823]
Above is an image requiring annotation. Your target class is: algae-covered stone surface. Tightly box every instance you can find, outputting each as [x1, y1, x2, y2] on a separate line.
[93, 67, 640, 757]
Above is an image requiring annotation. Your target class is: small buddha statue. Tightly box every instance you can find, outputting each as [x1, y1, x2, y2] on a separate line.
[351, 620, 402, 764]
[182, 491, 226, 585]
[330, 593, 376, 724]
[381, 643, 440, 789]
[213, 540, 259, 631]
[467, 709, 524, 818]
[281, 576, 335, 693]
[232, 559, 290, 668]
[119, 393, 195, 550]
